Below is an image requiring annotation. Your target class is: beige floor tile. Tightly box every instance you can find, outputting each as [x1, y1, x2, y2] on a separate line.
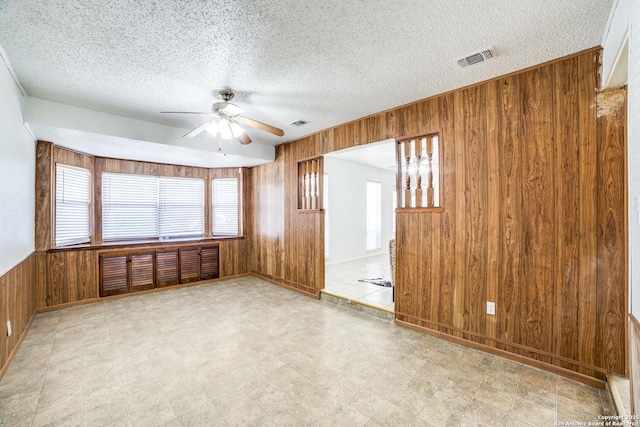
[0, 392, 40, 427]
[177, 401, 227, 426]
[31, 406, 83, 427]
[416, 398, 466, 426]
[557, 394, 603, 420]
[129, 402, 179, 427]
[83, 402, 131, 426]
[460, 398, 510, 426]
[316, 404, 369, 427]
[83, 378, 126, 413]
[520, 365, 558, 391]
[371, 400, 417, 426]
[515, 381, 557, 410]
[509, 397, 556, 426]
[0, 277, 605, 427]
[270, 402, 322, 426]
[473, 382, 517, 412]
[222, 400, 271, 426]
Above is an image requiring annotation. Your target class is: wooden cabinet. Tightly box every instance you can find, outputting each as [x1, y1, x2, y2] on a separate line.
[179, 247, 200, 283]
[99, 251, 155, 297]
[99, 244, 219, 297]
[179, 245, 220, 283]
[130, 252, 155, 292]
[156, 251, 178, 287]
[200, 246, 219, 280]
[99, 254, 128, 296]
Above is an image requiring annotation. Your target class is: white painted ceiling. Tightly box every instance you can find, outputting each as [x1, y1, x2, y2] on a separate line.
[0, 0, 615, 167]
[327, 139, 396, 172]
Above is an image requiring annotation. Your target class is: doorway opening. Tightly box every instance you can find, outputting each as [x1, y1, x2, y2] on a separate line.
[323, 139, 396, 311]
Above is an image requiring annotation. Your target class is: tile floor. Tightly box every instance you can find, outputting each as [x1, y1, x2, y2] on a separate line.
[325, 254, 394, 310]
[0, 276, 605, 426]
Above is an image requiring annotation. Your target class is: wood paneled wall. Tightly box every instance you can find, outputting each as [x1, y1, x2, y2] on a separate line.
[0, 254, 36, 381]
[250, 48, 627, 384]
[34, 145, 253, 309]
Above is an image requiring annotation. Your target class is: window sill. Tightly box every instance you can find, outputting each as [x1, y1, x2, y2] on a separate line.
[49, 235, 244, 252]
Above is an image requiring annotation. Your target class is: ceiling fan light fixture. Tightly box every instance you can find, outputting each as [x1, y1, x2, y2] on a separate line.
[205, 118, 245, 140]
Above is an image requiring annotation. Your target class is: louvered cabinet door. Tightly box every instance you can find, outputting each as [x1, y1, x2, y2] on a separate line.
[156, 250, 178, 287]
[179, 247, 200, 283]
[99, 254, 129, 297]
[130, 252, 155, 292]
[200, 245, 219, 280]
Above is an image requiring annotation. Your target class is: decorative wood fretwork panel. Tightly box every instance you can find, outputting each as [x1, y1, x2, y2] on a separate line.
[297, 157, 323, 211]
[396, 133, 442, 211]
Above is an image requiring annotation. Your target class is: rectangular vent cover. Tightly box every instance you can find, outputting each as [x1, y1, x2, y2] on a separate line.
[457, 48, 494, 67]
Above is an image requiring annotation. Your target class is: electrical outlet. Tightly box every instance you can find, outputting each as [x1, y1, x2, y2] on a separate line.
[6, 320, 11, 337]
[486, 302, 496, 316]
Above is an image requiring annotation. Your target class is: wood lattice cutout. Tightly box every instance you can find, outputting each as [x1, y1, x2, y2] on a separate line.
[298, 157, 323, 210]
[396, 133, 441, 210]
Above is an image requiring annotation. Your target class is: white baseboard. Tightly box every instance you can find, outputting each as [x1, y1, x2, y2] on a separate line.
[326, 251, 390, 266]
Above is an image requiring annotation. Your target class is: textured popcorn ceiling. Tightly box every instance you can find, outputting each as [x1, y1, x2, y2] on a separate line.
[0, 0, 614, 164]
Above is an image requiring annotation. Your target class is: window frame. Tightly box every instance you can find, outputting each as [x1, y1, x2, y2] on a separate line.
[54, 163, 92, 247]
[101, 172, 205, 242]
[211, 177, 242, 237]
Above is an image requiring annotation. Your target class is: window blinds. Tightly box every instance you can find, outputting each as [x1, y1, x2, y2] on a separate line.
[212, 178, 239, 235]
[102, 173, 204, 240]
[159, 177, 205, 238]
[55, 164, 91, 246]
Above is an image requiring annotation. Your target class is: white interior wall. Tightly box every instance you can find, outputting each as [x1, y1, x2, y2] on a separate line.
[0, 48, 36, 275]
[602, 0, 631, 89]
[325, 157, 395, 264]
[629, 0, 640, 315]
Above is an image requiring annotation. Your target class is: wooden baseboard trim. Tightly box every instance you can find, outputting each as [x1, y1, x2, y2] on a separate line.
[0, 309, 36, 382]
[36, 273, 251, 313]
[395, 311, 607, 375]
[606, 374, 627, 416]
[251, 272, 320, 299]
[395, 319, 606, 389]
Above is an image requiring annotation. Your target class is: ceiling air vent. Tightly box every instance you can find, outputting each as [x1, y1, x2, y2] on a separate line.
[289, 120, 308, 127]
[457, 48, 495, 68]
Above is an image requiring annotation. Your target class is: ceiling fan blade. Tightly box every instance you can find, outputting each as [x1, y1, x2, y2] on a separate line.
[183, 118, 218, 138]
[238, 117, 284, 137]
[222, 103, 244, 116]
[237, 133, 252, 145]
[161, 111, 212, 115]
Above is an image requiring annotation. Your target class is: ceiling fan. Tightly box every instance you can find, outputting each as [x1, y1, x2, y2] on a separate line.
[161, 90, 284, 145]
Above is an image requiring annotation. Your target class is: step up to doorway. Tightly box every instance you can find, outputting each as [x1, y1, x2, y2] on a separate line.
[320, 290, 394, 322]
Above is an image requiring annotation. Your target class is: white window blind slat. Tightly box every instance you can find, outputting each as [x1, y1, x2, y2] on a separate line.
[212, 178, 239, 236]
[159, 178, 204, 238]
[55, 164, 91, 247]
[102, 173, 204, 241]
